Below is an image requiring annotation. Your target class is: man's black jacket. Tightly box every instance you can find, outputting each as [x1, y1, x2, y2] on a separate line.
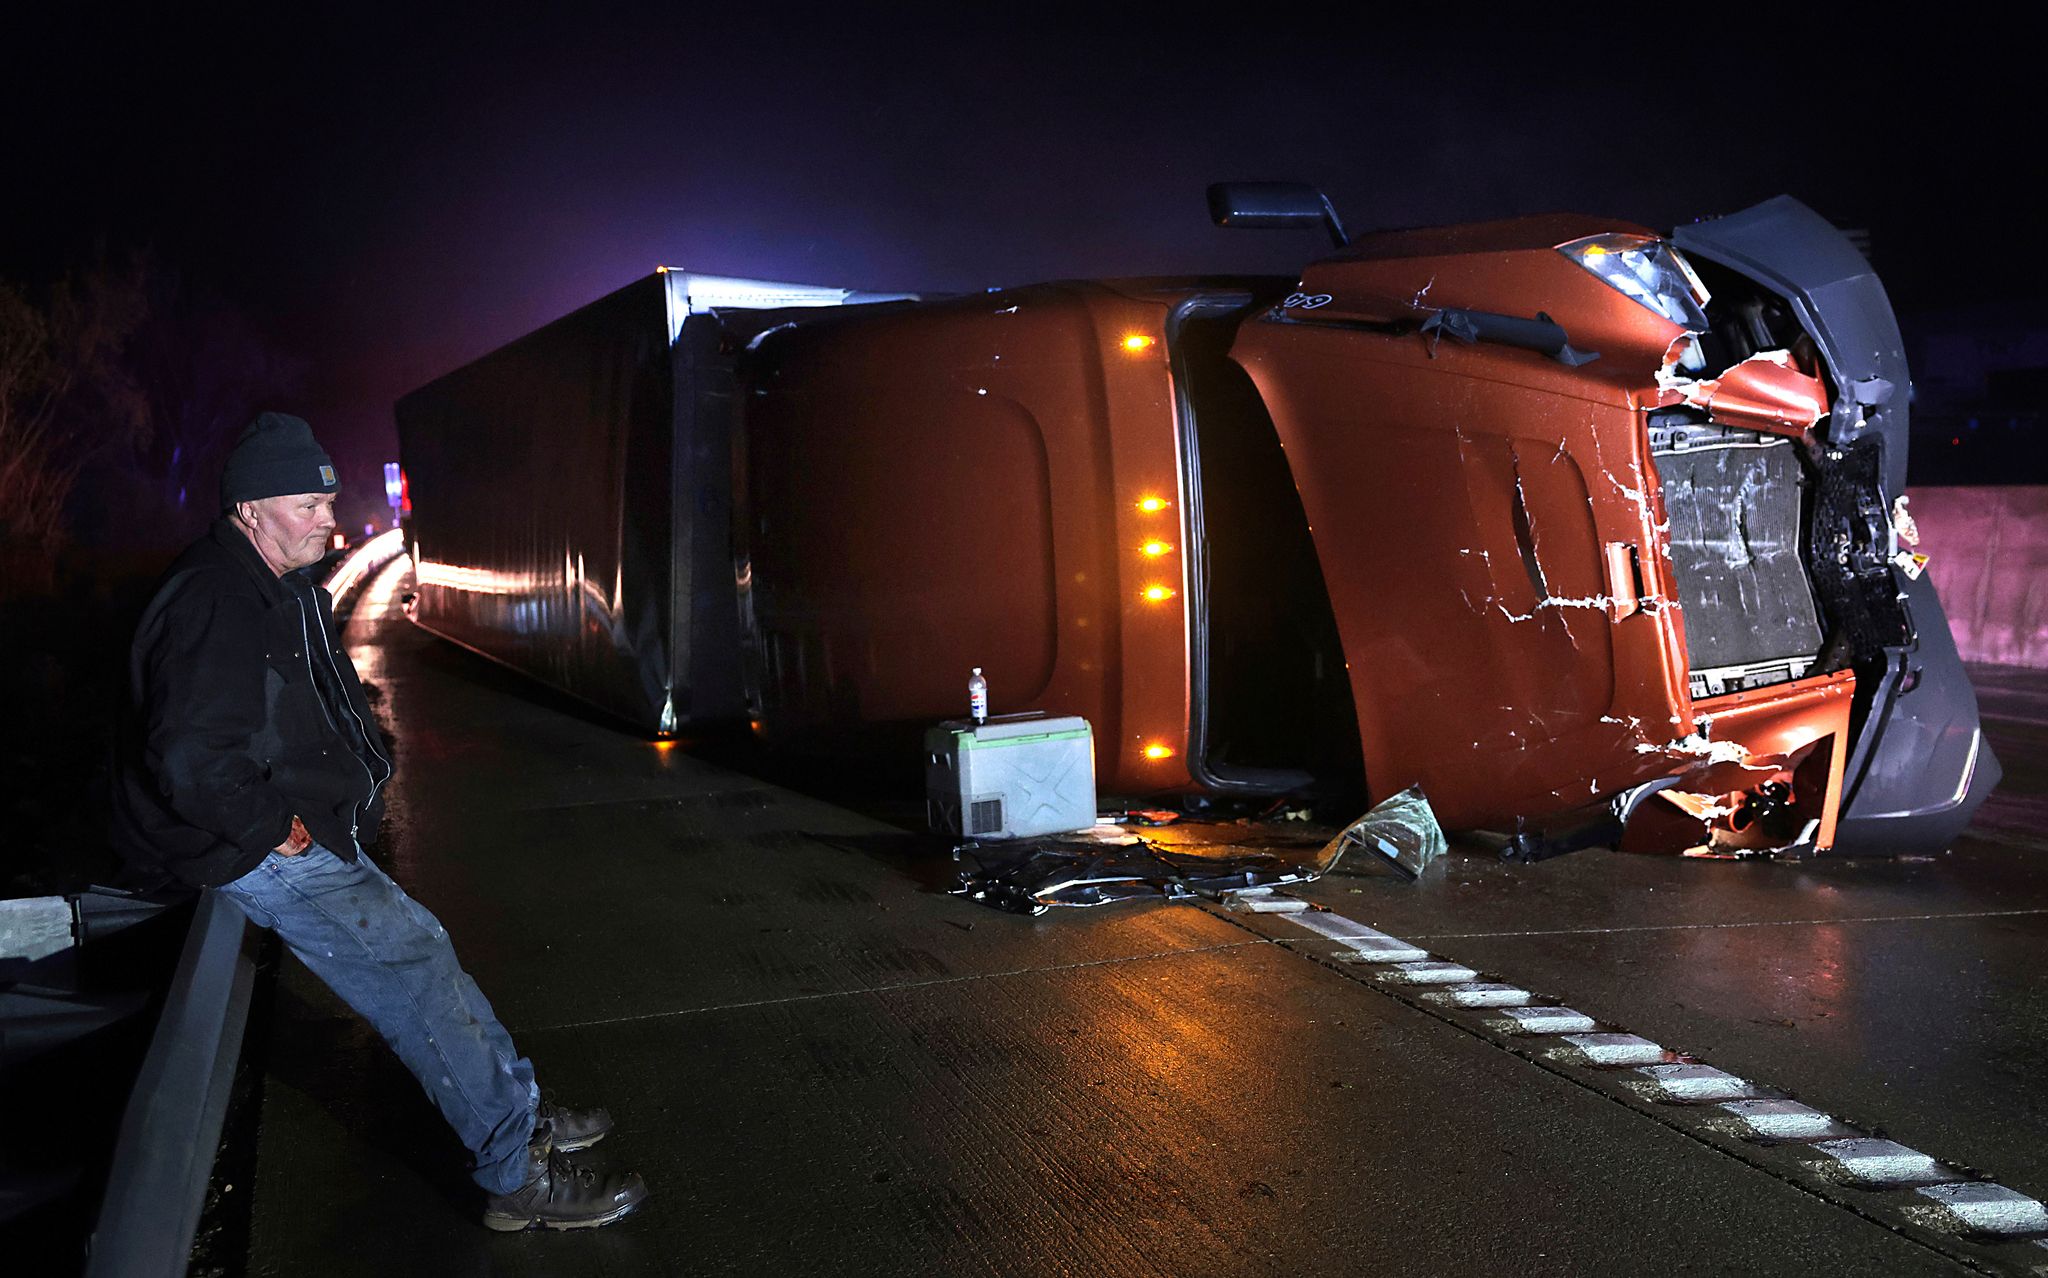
[112, 519, 392, 889]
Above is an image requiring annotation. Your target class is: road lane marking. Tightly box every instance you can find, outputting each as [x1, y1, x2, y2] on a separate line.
[527, 938, 1271, 1032]
[1289, 912, 1430, 960]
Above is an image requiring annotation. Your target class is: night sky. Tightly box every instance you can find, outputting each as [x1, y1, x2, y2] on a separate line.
[4, 9, 2031, 531]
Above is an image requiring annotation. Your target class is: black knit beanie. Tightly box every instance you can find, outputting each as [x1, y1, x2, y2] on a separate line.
[219, 412, 338, 508]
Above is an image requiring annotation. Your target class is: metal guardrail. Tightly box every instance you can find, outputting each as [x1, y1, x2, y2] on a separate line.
[83, 894, 252, 1278]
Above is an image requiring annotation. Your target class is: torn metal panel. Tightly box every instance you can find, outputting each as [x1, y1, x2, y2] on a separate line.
[1697, 353, 1827, 432]
[1621, 672, 1854, 855]
[1652, 348, 1828, 433]
[1508, 660, 1853, 860]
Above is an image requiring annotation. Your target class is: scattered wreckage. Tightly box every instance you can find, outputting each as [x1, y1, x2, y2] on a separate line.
[396, 189, 1997, 864]
[953, 786, 1447, 915]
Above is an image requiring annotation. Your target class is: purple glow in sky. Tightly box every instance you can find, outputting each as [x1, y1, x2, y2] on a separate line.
[2, 9, 2030, 530]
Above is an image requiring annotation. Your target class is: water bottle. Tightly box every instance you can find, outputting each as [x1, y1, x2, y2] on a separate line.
[968, 667, 988, 725]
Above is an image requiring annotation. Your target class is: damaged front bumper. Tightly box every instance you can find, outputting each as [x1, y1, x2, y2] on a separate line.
[1511, 669, 1856, 860]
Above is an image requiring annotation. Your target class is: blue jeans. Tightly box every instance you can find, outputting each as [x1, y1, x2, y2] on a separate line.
[215, 845, 539, 1194]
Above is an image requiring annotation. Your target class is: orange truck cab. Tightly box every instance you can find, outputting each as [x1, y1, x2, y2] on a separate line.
[398, 191, 1996, 858]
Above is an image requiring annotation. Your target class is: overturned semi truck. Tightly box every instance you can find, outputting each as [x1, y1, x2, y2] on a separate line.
[395, 190, 1998, 857]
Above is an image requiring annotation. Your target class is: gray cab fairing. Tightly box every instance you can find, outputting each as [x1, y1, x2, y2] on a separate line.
[1671, 196, 1909, 495]
[1833, 571, 2001, 852]
[1672, 197, 1998, 852]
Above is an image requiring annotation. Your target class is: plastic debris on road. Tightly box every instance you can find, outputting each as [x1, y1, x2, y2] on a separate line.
[1319, 786, 1447, 881]
[952, 787, 1449, 915]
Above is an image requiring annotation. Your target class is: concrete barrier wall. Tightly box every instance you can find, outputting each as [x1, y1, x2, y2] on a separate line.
[1906, 485, 2048, 668]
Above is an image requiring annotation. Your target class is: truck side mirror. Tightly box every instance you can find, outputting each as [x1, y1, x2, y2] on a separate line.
[1207, 182, 1350, 248]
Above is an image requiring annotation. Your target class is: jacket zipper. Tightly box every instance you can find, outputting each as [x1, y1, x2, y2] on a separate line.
[296, 594, 390, 852]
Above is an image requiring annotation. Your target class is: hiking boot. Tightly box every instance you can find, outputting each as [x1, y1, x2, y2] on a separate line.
[538, 1097, 614, 1152]
[482, 1137, 647, 1232]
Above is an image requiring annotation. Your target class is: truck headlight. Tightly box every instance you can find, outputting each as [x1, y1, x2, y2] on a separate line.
[1560, 234, 1712, 333]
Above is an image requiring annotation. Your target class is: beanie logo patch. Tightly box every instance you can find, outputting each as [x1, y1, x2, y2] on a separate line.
[320, 465, 336, 486]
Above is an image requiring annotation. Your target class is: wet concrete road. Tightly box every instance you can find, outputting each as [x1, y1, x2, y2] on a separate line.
[235, 560, 2048, 1276]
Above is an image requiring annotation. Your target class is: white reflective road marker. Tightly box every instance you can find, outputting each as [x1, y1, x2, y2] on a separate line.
[1229, 895, 1310, 914]
[1333, 935, 1434, 962]
[1421, 982, 1532, 1008]
[1718, 1099, 1836, 1139]
[1287, 912, 1430, 961]
[1813, 1138, 1948, 1186]
[1264, 902, 2048, 1262]
[1495, 1005, 1599, 1034]
[1559, 1033, 1666, 1066]
[1914, 1183, 2048, 1237]
[1636, 1063, 1758, 1102]
[1379, 960, 1480, 984]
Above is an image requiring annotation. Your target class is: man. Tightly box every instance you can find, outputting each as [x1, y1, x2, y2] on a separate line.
[112, 413, 647, 1231]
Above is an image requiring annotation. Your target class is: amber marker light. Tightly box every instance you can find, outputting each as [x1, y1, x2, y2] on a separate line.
[1120, 333, 1156, 353]
[1136, 495, 1169, 514]
[1141, 583, 1176, 603]
[1141, 539, 1173, 558]
[1142, 742, 1176, 761]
